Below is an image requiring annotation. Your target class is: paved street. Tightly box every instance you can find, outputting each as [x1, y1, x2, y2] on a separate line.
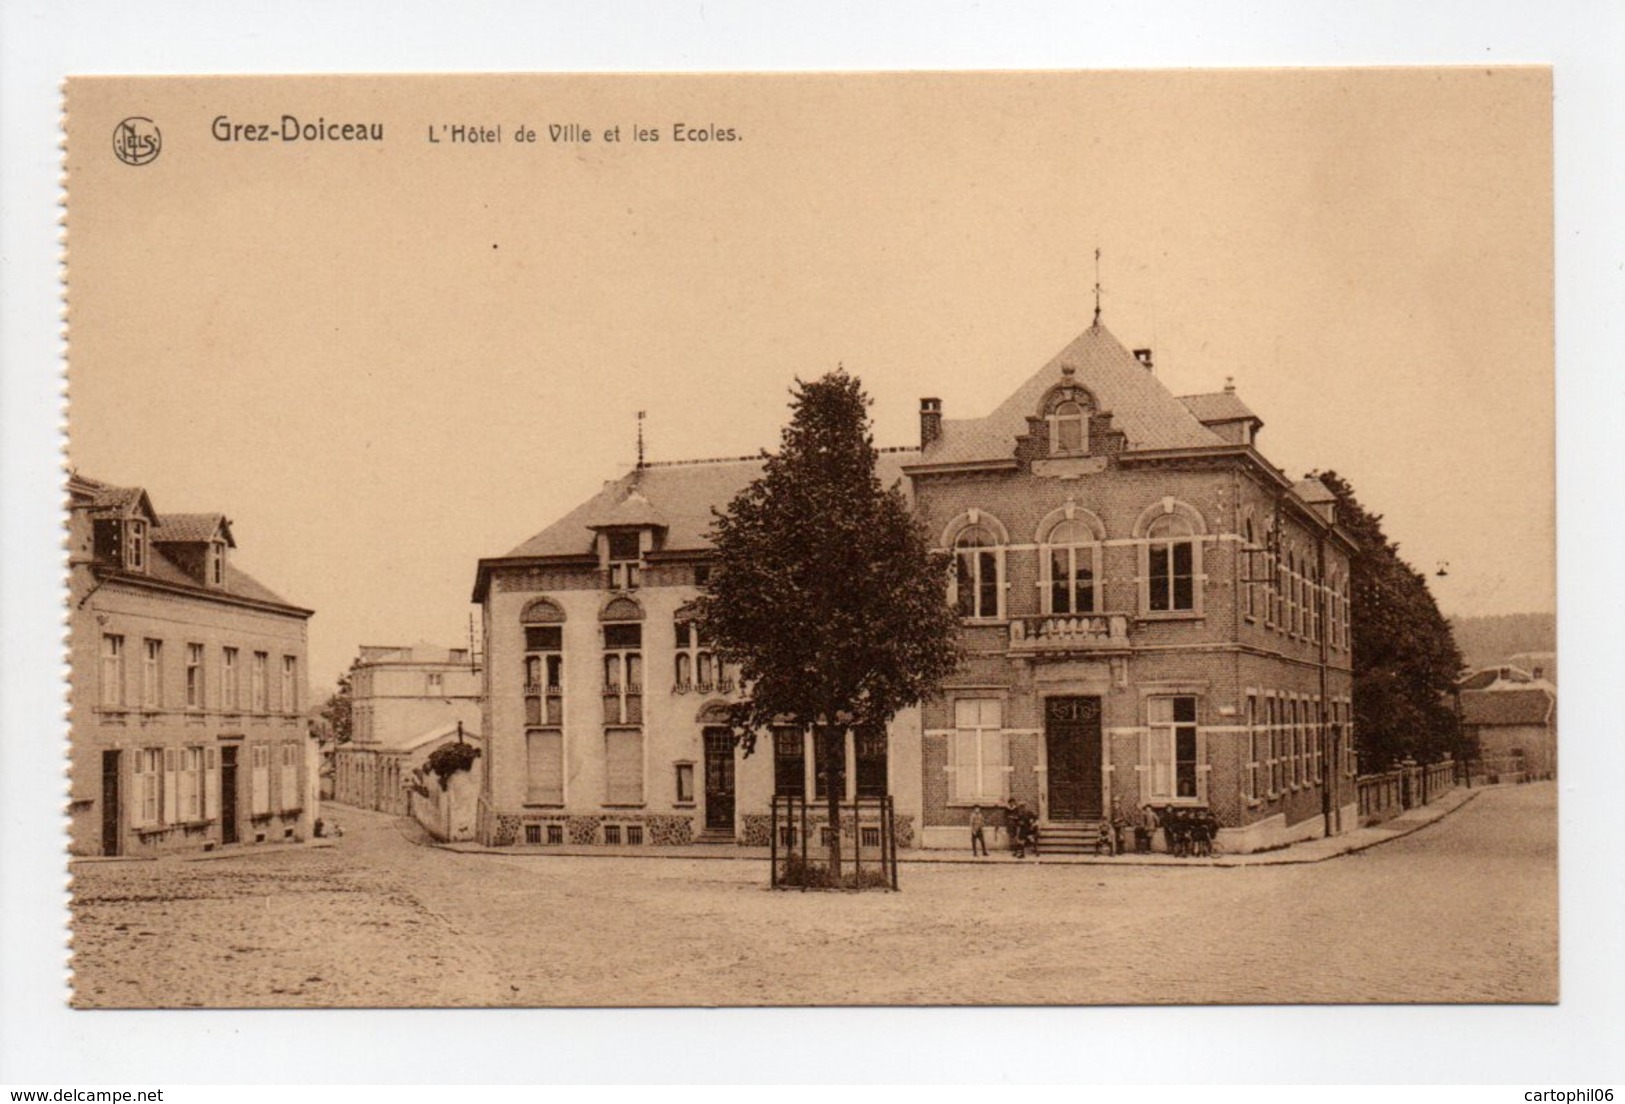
[70, 782, 1558, 1007]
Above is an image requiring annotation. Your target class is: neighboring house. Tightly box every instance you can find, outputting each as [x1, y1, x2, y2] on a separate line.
[1459, 685, 1556, 782]
[68, 474, 315, 856]
[332, 643, 482, 814]
[471, 319, 1358, 853]
[405, 721, 486, 842]
[1506, 651, 1556, 685]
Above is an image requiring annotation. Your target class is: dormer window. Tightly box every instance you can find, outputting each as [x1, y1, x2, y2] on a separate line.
[1050, 400, 1087, 455]
[606, 530, 641, 590]
[126, 519, 148, 572]
[208, 540, 225, 586]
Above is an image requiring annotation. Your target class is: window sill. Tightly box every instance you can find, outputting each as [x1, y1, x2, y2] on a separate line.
[522, 802, 566, 809]
[601, 803, 646, 810]
[1137, 610, 1203, 622]
[673, 801, 697, 809]
[958, 618, 1006, 628]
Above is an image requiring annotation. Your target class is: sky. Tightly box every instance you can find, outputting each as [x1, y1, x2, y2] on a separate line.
[64, 69, 1554, 691]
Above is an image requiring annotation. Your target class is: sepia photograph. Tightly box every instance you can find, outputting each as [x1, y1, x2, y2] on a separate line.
[55, 67, 1561, 1014]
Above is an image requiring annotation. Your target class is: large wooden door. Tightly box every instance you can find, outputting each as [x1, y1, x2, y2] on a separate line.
[220, 746, 239, 844]
[1045, 696, 1103, 820]
[100, 750, 121, 856]
[703, 728, 735, 833]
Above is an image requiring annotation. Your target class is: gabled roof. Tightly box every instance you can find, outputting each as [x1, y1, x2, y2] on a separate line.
[1180, 390, 1262, 427]
[1460, 687, 1555, 727]
[913, 322, 1224, 468]
[499, 451, 918, 561]
[586, 488, 668, 531]
[154, 512, 235, 547]
[79, 479, 158, 523]
[74, 474, 308, 615]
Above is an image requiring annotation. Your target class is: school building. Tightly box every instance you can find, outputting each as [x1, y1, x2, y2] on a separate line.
[470, 317, 1358, 853]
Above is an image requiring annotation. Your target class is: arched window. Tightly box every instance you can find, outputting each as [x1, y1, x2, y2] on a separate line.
[1134, 500, 1204, 616]
[1050, 400, 1087, 455]
[954, 523, 1001, 619]
[1043, 517, 1098, 615]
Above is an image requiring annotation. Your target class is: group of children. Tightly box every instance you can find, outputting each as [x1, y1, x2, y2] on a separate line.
[967, 799, 1041, 858]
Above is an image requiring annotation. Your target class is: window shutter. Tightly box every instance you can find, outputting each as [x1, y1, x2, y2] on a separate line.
[605, 729, 643, 805]
[981, 730, 1006, 800]
[526, 730, 564, 804]
[163, 748, 179, 824]
[131, 752, 146, 827]
[205, 748, 219, 820]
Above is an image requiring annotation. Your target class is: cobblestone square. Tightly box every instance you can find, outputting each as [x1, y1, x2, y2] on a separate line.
[69, 782, 1557, 1007]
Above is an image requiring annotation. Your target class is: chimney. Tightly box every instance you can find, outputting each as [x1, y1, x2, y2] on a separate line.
[919, 397, 943, 449]
[1133, 348, 1154, 372]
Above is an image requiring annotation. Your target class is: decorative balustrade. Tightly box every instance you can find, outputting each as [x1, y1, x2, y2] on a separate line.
[1008, 613, 1131, 652]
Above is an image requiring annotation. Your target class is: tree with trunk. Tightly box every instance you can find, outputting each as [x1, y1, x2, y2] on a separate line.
[1313, 470, 1469, 770]
[695, 370, 963, 881]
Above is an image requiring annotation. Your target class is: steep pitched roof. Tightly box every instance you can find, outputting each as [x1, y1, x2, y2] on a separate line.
[915, 323, 1224, 467]
[1460, 687, 1554, 727]
[1292, 477, 1338, 505]
[1179, 390, 1261, 426]
[154, 512, 235, 546]
[500, 451, 918, 560]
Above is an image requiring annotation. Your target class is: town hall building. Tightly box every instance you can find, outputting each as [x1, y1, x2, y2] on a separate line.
[471, 317, 1357, 853]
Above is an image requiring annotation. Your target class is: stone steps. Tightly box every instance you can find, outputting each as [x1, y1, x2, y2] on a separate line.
[1037, 822, 1110, 855]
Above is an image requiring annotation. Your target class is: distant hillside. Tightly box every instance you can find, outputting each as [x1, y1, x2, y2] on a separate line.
[1449, 613, 1556, 671]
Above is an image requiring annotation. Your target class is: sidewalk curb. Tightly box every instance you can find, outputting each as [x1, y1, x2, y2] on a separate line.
[418, 787, 1483, 869]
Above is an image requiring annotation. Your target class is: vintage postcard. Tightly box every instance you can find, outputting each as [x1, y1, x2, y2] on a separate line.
[63, 69, 1555, 1009]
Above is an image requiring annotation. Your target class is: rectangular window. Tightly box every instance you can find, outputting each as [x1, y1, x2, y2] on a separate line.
[183, 746, 205, 820]
[251, 652, 269, 712]
[1147, 696, 1200, 801]
[675, 762, 695, 804]
[282, 656, 298, 714]
[602, 623, 642, 725]
[209, 541, 224, 586]
[222, 648, 239, 711]
[1292, 699, 1304, 787]
[604, 824, 622, 845]
[626, 824, 643, 846]
[1268, 697, 1283, 796]
[524, 625, 565, 727]
[1148, 541, 1196, 612]
[525, 729, 564, 804]
[142, 639, 163, 708]
[955, 547, 1000, 619]
[607, 530, 641, 589]
[813, 729, 846, 801]
[604, 728, 643, 805]
[186, 643, 205, 708]
[855, 726, 888, 799]
[100, 634, 125, 708]
[126, 519, 147, 571]
[280, 743, 299, 809]
[133, 747, 162, 826]
[951, 698, 1005, 803]
[524, 824, 542, 845]
[773, 727, 806, 797]
[1246, 694, 1262, 801]
[251, 744, 270, 815]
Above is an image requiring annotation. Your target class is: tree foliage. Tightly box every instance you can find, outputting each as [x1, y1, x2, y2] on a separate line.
[695, 370, 963, 871]
[318, 664, 355, 744]
[1314, 470, 1469, 771]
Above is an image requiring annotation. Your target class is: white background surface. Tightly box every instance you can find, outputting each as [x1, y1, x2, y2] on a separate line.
[3, 0, 1622, 1086]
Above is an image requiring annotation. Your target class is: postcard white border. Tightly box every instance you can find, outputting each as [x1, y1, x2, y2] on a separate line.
[3, 0, 1621, 1087]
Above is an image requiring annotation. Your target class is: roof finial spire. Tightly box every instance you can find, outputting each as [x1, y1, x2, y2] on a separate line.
[636, 410, 646, 470]
[1092, 247, 1103, 327]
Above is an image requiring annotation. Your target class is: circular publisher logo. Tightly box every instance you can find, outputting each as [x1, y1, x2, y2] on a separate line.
[113, 117, 162, 166]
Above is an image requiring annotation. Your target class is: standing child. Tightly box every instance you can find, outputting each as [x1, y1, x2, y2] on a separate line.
[969, 805, 988, 856]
